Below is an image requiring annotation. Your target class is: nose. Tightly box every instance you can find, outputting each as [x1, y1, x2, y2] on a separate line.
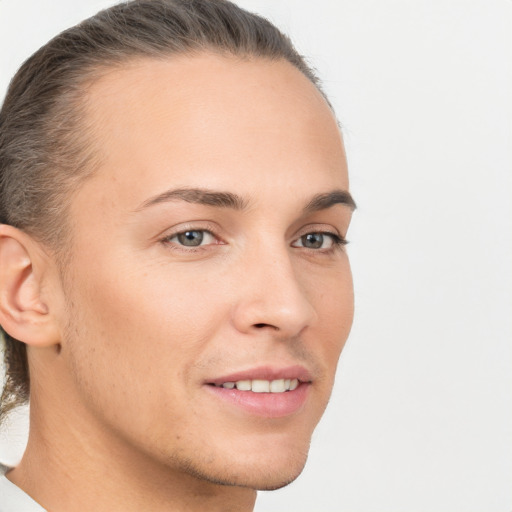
[230, 245, 318, 339]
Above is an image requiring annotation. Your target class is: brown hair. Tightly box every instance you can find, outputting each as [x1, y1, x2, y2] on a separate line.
[0, 0, 326, 423]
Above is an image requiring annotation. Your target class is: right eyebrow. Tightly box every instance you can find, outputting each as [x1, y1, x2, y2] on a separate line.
[136, 187, 249, 211]
[303, 189, 357, 213]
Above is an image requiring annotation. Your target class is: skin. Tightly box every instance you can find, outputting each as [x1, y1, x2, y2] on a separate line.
[2, 54, 354, 511]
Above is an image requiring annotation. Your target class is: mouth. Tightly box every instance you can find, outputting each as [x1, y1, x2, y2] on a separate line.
[209, 378, 301, 393]
[204, 366, 312, 418]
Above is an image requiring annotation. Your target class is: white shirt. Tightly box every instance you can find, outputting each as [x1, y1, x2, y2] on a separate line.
[0, 465, 46, 512]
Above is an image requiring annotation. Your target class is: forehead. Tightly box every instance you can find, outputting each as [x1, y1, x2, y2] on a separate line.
[78, 53, 348, 209]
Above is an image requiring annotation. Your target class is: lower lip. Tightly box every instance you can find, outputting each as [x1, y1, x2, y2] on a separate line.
[204, 382, 310, 418]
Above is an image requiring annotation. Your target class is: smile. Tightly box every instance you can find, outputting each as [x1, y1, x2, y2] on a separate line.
[212, 378, 300, 393]
[204, 366, 312, 418]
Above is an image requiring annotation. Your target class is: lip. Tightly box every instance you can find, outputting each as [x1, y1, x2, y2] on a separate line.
[204, 365, 312, 418]
[205, 365, 313, 386]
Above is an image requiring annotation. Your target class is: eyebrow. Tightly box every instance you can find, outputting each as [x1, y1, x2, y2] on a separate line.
[138, 188, 248, 211]
[137, 187, 356, 212]
[304, 190, 357, 212]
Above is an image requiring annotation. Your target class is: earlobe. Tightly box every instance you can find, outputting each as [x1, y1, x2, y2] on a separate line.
[0, 224, 61, 347]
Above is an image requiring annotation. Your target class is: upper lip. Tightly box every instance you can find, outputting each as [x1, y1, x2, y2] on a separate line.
[206, 365, 313, 386]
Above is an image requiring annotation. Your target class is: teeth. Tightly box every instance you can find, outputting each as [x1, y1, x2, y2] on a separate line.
[252, 379, 270, 393]
[270, 379, 285, 392]
[236, 380, 251, 391]
[219, 378, 301, 393]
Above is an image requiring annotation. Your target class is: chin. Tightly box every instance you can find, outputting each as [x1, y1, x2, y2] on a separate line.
[250, 466, 307, 491]
[175, 443, 310, 491]
[238, 455, 308, 491]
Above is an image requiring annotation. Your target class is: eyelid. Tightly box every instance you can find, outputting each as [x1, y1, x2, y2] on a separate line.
[159, 222, 225, 247]
[167, 229, 216, 245]
[291, 232, 346, 248]
[290, 223, 348, 254]
[293, 223, 345, 241]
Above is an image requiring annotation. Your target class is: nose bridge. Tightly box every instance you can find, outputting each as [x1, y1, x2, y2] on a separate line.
[232, 238, 317, 336]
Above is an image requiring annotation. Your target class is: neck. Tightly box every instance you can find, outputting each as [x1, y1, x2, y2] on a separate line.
[9, 391, 256, 512]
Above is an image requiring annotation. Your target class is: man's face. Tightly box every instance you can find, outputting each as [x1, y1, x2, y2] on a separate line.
[54, 54, 354, 489]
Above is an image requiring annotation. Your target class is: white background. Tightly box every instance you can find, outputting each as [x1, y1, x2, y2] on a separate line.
[1, 1, 511, 511]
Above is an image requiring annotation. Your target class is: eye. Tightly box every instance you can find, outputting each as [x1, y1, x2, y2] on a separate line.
[292, 232, 345, 250]
[166, 230, 216, 247]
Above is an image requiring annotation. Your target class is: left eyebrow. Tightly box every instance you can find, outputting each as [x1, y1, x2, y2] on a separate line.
[303, 190, 357, 213]
[137, 187, 248, 211]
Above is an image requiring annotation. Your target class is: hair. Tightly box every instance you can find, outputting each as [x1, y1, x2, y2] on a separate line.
[0, 0, 327, 423]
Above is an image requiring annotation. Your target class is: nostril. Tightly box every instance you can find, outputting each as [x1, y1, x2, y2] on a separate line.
[253, 323, 278, 330]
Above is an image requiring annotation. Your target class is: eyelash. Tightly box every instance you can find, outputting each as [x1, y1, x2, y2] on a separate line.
[161, 227, 348, 254]
[160, 227, 221, 253]
[293, 232, 348, 252]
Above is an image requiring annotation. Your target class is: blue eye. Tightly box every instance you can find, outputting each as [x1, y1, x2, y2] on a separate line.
[292, 232, 345, 250]
[167, 230, 215, 247]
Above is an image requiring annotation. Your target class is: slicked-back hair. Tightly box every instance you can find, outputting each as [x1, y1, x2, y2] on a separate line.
[0, 0, 327, 423]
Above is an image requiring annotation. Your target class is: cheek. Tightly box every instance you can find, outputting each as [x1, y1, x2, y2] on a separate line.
[308, 263, 354, 364]
[62, 257, 228, 405]
[77, 265, 223, 357]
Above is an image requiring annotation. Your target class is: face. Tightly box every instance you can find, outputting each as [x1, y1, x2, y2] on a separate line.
[54, 54, 354, 489]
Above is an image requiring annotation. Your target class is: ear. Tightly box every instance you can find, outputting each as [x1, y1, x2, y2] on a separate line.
[0, 224, 61, 347]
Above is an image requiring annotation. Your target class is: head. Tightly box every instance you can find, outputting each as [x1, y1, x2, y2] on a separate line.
[0, 0, 354, 491]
